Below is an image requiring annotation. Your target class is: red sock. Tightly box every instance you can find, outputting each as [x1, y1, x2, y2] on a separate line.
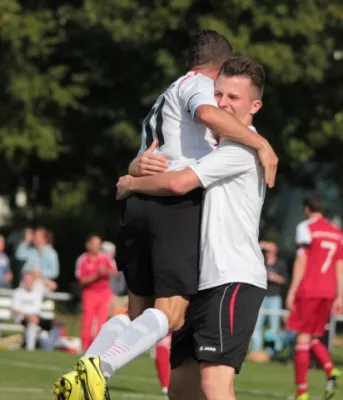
[311, 339, 334, 377]
[295, 343, 310, 396]
[155, 337, 171, 390]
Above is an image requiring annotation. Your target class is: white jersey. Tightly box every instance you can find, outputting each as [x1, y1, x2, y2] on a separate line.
[190, 127, 267, 290]
[12, 287, 43, 316]
[295, 219, 315, 245]
[138, 72, 218, 171]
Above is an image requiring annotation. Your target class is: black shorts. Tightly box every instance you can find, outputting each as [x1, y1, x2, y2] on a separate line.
[116, 190, 203, 298]
[170, 282, 265, 373]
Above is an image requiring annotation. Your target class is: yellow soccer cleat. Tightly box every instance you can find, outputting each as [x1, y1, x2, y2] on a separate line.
[324, 368, 342, 400]
[74, 356, 109, 400]
[288, 394, 309, 400]
[293, 393, 310, 400]
[295, 394, 309, 400]
[53, 371, 83, 400]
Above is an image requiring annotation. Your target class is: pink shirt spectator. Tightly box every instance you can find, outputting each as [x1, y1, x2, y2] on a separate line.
[75, 252, 117, 292]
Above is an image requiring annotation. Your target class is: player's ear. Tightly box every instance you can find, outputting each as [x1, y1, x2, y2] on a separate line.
[250, 100, 262, 115]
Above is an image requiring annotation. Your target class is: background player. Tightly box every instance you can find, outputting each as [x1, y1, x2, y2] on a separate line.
[116, 56, 268, 400]
[54, 30, 277, 400]
[286, 194, 343, 400]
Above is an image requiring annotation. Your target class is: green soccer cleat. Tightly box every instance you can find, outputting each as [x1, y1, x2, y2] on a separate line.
[53, 371, 83, 400]
[324, 368, 342, 400]
[74, 356, 110, 400]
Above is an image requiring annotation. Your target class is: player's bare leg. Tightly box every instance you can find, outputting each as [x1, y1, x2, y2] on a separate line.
[294, 333, 311, 399]
[127, 291, 154, 320]
[168, 359, 205, 400]
[229, 375, 235, 399]
[155, 295, 189, 332]
[200, 363, 236, 400]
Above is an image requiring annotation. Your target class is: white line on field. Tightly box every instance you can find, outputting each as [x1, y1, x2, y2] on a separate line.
[0, 387, 44, 393]
[0, 360, 61, 371]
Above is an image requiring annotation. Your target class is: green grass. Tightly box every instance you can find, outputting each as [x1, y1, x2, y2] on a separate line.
[0, 348, 342, 399]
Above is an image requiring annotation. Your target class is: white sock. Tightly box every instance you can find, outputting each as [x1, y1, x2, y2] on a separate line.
[84, 314, 130, 357]
[100, 308, 169, 379]
[26, 323, 39, 351]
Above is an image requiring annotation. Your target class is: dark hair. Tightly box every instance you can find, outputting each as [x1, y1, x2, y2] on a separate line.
[218, 56, 265, 98]
[187, 30, 233, 70]
[36, 226, 53, 245]
[86, 234, 101, 244]
[303, 194, 324, 213]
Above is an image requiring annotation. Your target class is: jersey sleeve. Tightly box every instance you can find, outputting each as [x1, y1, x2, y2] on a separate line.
[178, 74, 217, 119]
[295, 222, 312, 247]
[189, 140, 257, 188]
[75, 255, 86, 280]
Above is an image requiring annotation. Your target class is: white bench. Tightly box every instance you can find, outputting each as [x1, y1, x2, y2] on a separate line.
[0, 288, 72, 333]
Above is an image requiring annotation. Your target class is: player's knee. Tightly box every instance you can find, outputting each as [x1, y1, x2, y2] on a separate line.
[297, 333, 311, 344]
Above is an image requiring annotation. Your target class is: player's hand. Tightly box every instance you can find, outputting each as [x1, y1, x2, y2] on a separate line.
[257, 139, 278, 189]
[286, 291, 295, 312]
[135, 139, 168, 176]
[332, 297, 343, 317]
[98, 265, 109, 277]
[116, 175, 133, 200]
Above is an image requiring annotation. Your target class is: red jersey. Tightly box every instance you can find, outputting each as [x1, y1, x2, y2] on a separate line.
[75, 252, 117, 292]
[295, 217, 343, 299]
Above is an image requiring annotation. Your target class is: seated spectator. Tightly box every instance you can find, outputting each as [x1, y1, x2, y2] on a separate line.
[12, 271, 43, 351]
[0, 235, 12, 288]
[250, 241, 288, 357]
[21, 227, 59, 291]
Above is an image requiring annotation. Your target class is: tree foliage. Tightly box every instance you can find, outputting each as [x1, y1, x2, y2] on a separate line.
[0, 0, 342, 227]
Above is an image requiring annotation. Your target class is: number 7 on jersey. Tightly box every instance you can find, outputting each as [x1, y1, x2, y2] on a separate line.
[320, 241, 337, 274]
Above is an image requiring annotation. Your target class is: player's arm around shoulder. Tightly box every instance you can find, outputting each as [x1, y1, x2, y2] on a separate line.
[189, 139, 258, 189]
[116, 169, 201, 200]
[195, 105, 278, 188]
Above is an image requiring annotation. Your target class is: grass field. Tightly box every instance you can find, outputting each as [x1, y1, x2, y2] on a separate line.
[0, 347, 342, 400]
